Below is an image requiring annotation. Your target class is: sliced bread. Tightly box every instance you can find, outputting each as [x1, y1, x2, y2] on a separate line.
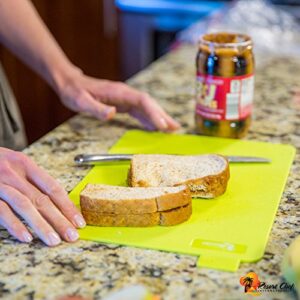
[82, 210, 160, 227]
[80, 184, 191, 213]
[80, 184, 192, 227]
[81, 204, 192, 227]
[160, 203, 192, 226]
[128, 154, 230, 198]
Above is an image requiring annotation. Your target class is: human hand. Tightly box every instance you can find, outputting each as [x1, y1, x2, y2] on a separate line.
[0, 147, 86, 246]
[56, 70, 180, 131]
[293, 88, 300, 108]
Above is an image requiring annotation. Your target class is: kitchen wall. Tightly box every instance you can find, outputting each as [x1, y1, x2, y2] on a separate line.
[0, 0, 120, 144]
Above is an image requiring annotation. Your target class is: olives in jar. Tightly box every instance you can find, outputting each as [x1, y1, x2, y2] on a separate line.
[195, 32, 255, 138]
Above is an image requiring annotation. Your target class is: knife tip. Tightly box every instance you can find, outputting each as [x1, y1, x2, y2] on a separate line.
[74, 154, 84, 164]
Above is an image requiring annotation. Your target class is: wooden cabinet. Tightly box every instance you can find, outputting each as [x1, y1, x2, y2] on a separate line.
[0, 0, 119, 144]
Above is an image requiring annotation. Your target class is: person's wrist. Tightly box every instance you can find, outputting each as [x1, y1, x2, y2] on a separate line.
[48, 62, 83, 95]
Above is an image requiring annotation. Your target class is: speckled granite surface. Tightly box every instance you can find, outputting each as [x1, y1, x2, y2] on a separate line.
[0, 46, 299, 300]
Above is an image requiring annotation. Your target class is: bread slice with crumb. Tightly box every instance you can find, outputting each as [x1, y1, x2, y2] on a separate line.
[80, 184, 192, 227]
[128, 154, 230, 198]
[80, 184, 191, 213]
[82, 210, 160, 227]
[82, 204, 192, 227]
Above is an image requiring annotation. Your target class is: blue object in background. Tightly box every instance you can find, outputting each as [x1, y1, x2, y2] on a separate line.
[116, 0, 226, 79]
[115, 0, 225, 15]
[116, 0, 225, 31]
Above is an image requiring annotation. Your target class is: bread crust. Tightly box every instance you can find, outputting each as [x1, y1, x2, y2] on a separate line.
[176, 162, 230, 198]
[156, 187, 191, 211]
[128, 155, 230, 198]
[81, 203, 192, 227]
[80, 184, 191, 214]
[80, 194, 157, 214]
[160, 203, 192, 226]
[81, 210, 160, 227]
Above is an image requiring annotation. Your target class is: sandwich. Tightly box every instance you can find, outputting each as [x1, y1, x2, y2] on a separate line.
[80, 154, 229, 227]
[127, 154, 229, 198]
[80, 184, 192, 227]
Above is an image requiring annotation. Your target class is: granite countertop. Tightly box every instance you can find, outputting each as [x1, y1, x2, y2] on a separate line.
[1, 46, 299, 300]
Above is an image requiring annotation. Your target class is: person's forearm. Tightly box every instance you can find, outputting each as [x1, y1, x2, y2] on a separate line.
[0, 0, 78, 92]
[0, 0, 180, 132]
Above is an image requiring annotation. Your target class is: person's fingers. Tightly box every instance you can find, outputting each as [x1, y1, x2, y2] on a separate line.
[160, 110, 181, 131]
[4, 172, 79, 242]
[18, 155, 86, 229]
[141, 94, 180, 130]
[125, 91, 180, 131]
[137, 95, 175, 131]
[0, 183, 61, 246]
[103, 85, 170, 131]
[77, 90, 116, 120]
[88, 80, 135, 109]
[30, 193, 79, 243]
[0, 200, 33, 243]
[144, 96, 180, 131]
[130, 109, 157, 131]
[292, 88, 300, 107]
[84, 78, 180, 131]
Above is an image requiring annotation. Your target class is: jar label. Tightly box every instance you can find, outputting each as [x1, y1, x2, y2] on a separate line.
[196, 73, 254, 121]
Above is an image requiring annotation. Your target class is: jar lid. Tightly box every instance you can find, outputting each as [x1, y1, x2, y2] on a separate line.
[200, 32, 252, 48]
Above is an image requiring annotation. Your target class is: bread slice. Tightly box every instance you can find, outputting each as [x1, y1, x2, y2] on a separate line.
[80, 184, 192, 227]
[80, 184, 191, 214]
[160, 203, 192, 226]
[82, 210, 160, 227]
[81, 204, 192, 227]
[128, 154, 230, 198]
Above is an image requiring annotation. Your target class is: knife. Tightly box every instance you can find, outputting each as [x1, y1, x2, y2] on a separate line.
[74, 154, 271, 165]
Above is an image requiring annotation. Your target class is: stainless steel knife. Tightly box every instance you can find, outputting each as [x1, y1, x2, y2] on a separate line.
[74, 154, 271, 165]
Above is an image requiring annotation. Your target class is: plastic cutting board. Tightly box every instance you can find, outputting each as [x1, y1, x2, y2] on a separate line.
[69, 130, 295, 272]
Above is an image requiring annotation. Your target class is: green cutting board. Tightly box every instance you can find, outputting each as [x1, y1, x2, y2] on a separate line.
[69, 130, 295, 272]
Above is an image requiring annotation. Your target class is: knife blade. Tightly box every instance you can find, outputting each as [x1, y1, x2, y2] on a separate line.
[74, 154, 271, 165]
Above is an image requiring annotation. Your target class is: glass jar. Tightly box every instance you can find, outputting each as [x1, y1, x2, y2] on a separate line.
[195, 32, 255, 138]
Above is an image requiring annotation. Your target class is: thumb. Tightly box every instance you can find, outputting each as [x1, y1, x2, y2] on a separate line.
[78, 91, 116, 121]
